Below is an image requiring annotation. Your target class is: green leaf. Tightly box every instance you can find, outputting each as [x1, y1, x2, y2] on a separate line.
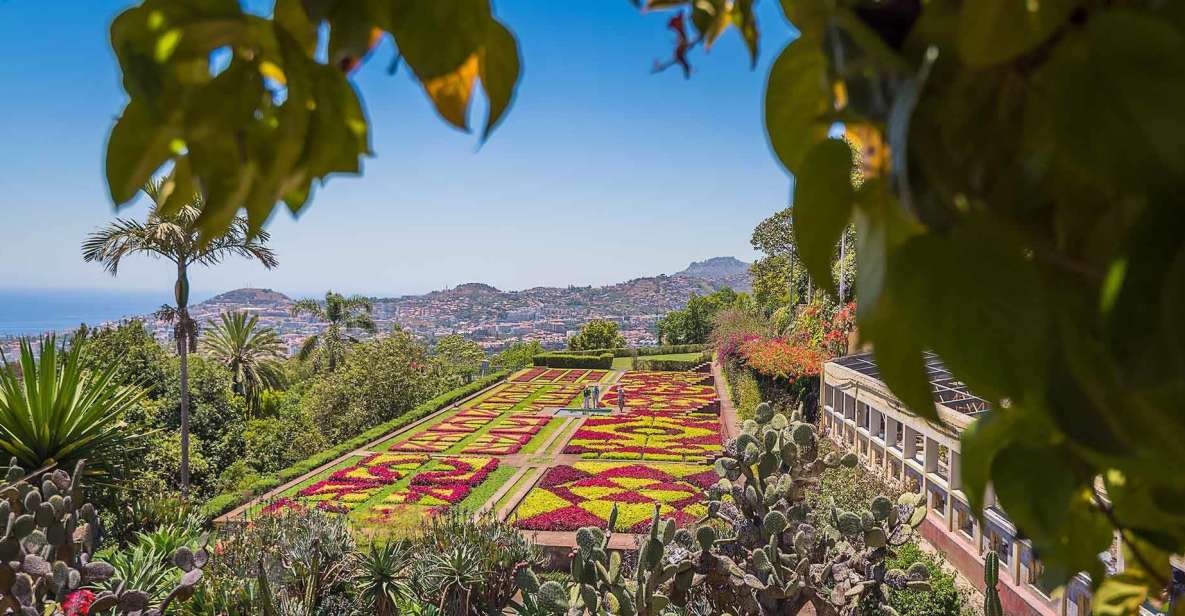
[105, 100, 176, 206]
[1092, 537, 1172, 616]
[275, 0, 318, 55]
[732, 0, 758, 68]
[957, 0, 1079, 66]
[479, 19, 520, 141]
[764, 33, 832, 174]
[990, 443, 1110, 586]
[792, 139, 854, 298]
[388, 0, 492, 80]
[884, 222, 1048, 405]
[959, 410, 1015, 517]
[1026, 11, 1185, 192]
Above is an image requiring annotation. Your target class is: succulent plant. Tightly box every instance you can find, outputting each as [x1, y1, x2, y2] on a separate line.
[513, 504, 694, 616]
[0, 458, 205, 615]
[983, 550, 1003, 616]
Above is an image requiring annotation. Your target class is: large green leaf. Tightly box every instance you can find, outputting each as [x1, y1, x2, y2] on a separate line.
[885, 222, 1048, 406]
[388, 0, 492, 80]
[105, 100, 176, 206]
[957, 0, 1079, 66]
[1026, 10, 1185, 193]
[792, 139, 854, 298]
[764, 33, 832, 174]
[991, 443, 1110, 586]
[479, 20, 521, 141]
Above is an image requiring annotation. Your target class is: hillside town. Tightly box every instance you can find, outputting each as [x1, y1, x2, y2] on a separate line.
[1, 258, 751, 357]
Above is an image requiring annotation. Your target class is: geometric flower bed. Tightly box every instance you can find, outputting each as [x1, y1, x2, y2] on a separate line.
[616, 370, 712, 387]
[261, 453, 430, 514]
[599, 383, 719, 414]
[362, 456, 499, 523]
[388, 430, 466, 453]
[510, 367, 609, 384]
[262, 455, 500, 526]
[513, 462, 717, 532]
[563, 413, 720, 462]
[524, 384, 583, 411]
[461, 432, 532, 455]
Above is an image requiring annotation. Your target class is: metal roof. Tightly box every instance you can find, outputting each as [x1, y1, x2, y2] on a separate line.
[831, 351, 992, 416]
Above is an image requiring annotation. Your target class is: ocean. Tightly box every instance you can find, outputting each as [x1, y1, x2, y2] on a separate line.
[0, 289, 173, 337]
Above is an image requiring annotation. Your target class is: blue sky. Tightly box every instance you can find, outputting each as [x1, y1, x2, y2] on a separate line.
[0, 1, 796, 298]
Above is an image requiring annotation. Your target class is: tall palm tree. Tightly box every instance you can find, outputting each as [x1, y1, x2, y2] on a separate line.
[204, 311, 287, 416]
[82, 183, 278, 497]
[291, 292, 376, 372]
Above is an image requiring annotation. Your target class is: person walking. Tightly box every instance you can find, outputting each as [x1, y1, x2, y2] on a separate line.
[616, 384, 626, 412]
[582, 387, 591, 409]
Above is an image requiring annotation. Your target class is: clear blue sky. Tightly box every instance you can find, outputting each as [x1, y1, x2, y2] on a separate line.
[0, 1, 797, 298]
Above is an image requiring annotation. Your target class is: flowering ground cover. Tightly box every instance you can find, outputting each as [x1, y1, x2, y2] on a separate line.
[563, 412, 720, 462]
[385, 380, 566, 456]
[513, 462, 718, 532]
[600, 383, 719, 414]
[261, 454, 503, 531]
[509, 367, 609, 384]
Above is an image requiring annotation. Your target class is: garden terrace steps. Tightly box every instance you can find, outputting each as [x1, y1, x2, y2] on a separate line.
[711, 359, 741, 441]
[496, 465, 548, 521]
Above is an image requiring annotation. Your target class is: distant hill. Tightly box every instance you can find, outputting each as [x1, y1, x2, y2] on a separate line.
[200, 288, 292, 306]
[676, 256, 750, 282]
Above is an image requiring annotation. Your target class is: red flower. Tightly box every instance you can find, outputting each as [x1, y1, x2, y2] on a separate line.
[63, 590, 96, 616]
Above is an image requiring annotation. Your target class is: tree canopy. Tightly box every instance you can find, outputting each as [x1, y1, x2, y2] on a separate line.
[567, 320, 626, 352]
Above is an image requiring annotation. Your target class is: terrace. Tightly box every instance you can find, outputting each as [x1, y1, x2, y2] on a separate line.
[220, 365, 730, 554]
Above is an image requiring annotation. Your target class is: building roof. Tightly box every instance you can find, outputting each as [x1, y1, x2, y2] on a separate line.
[831, 351, 992, 416]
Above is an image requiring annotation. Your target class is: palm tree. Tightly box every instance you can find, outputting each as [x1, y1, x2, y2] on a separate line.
[291, 292, 377, 372]
[204, 311, 287, 416]
[82, 183, 278, 497]
[0, 336, 147, 483]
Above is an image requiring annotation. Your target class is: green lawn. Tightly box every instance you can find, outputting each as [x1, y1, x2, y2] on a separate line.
[611, 352, 706, 370]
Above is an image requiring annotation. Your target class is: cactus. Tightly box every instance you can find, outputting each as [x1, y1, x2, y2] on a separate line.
[512, 503, 693, 616]
[0, 458, 205, 615]
[515, 402, 939, 616]
[983, 550, 1004, 616]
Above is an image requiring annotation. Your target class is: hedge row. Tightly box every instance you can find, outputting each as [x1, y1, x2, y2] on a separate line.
[202, 370, 510, 520]
[549, 344, 708, 358]
[531, 352, 614, 369]
[635, 355, 711, 372]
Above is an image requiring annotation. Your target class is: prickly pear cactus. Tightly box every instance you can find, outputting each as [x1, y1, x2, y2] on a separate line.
[983, 550, 1004, 616]
[698, 402, 932, 615]
[0, 458, 205, 616]
[513, 504, 692, 616]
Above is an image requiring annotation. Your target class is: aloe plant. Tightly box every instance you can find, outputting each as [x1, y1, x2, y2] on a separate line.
[0, 336, 147, 482]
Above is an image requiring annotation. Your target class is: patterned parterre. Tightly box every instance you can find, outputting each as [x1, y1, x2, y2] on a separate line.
[514, 462, 717, 532]
[563, 413, 720, 461]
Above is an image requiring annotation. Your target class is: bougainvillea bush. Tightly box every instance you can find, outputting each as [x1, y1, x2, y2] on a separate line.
[738, 337, 830, 381]
[513, 462, 717, 532]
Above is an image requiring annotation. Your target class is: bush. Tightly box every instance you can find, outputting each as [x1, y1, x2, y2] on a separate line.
[531, 352, 613, 369]
[635, 352, 711, 371]
[548, 344, 707, 358]
[202, 371, 509, 519]
[886, 541, 975, 616]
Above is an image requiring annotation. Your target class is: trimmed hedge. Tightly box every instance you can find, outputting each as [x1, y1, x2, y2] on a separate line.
[635, 355, 711, 372]
[549, 344, 708, 358]
[202, 370, 509, 520]
[532, 352, 613, 369]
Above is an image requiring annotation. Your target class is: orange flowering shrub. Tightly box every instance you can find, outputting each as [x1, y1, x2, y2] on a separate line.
[739, 338, 829, 381]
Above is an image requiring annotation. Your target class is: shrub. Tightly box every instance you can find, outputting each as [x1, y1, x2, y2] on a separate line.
[886, 542, 975, 616]
[547, 344, 707, 358]
[531, 352, 613, 369]
[634, 353, 710, 372]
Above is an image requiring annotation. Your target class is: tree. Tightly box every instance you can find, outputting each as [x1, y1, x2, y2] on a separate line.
[0, 337, 147, 483]
[298, 331, 438, 445]
[657, 288, 743, 345]
[567, 320, 626, 352]
[290, 292, 377, 372]
[82, 184, 277, 497]
[71, 319, 169, 396]
[431, 334, 486, 385]
[101, 0, 1185, 604]
[203, 311, 287, 416]
[493, 340, 544, 371]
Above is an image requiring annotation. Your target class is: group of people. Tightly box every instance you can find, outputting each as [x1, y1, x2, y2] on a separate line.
[582, 383, 625, 411]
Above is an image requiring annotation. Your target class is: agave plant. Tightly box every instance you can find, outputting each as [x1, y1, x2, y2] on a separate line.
[357, 541, 414, 616]
[0, 336, 147, 482]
